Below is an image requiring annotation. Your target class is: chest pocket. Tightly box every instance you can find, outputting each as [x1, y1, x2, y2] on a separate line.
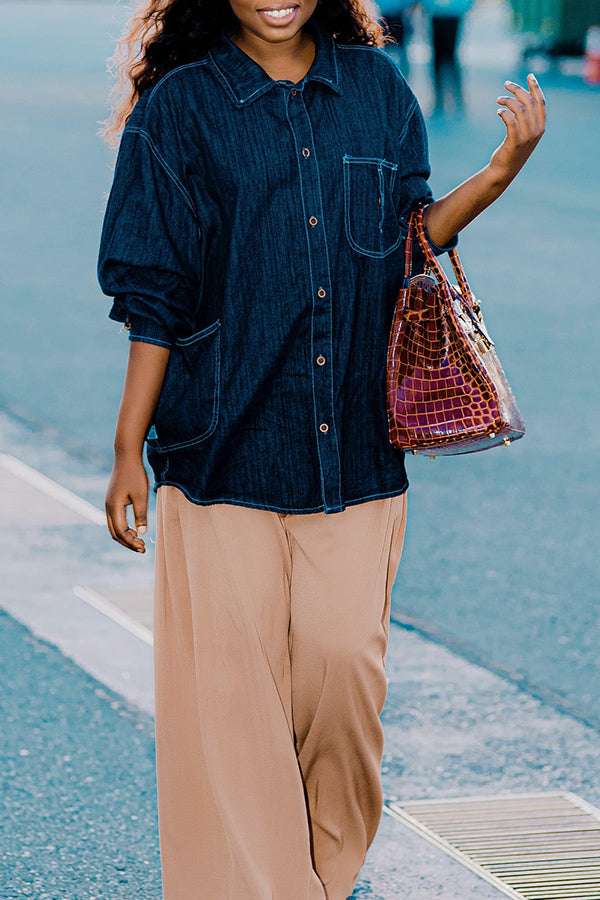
[343, 156, 403, 259]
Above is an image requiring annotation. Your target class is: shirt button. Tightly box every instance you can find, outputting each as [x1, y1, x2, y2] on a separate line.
[291, 89, 297, 97]
[317, 287, 326, 298]
[309, 216, 318, 226]
[316, 355, 326, 366]
[302, 147, 310, 158]
[319, 423, 329, 433]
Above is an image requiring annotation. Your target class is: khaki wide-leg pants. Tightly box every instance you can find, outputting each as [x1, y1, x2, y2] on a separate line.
[154, 486, 407, 900]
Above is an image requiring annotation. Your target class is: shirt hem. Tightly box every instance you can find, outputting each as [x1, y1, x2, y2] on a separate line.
[152, 479, 409, 515]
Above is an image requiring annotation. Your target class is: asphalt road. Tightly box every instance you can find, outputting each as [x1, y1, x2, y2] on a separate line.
[1, 0, 598, 731]
[0, 610, 161, 899]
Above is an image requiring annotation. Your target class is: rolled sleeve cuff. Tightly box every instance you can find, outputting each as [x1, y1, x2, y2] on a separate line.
[423, 223, 459, 256]
[108, 300, 175, 348]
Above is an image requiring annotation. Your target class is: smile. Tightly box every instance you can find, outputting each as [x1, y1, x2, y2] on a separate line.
[263, 7, 295, 17]
[257, 5, 300, 25]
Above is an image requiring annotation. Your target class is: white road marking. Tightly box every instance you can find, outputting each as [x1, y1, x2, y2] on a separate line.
[0, 453, 106, 525]
[73, 584, 154, 647]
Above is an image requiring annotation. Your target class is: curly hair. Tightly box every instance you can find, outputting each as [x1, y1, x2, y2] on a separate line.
[102, 1, 387, 145]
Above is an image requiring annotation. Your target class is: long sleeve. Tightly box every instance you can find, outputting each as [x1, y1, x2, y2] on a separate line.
[98, 124, 202, 348]
[397, 89, 458, 255]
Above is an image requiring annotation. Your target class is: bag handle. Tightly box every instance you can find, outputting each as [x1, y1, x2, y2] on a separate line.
[404, 206, 474, 307]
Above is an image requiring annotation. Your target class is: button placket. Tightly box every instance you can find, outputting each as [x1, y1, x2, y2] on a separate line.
[286, 90, 342, 511]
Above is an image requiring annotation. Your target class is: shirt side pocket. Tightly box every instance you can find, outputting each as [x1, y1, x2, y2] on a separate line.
[147, 319, 221, 453]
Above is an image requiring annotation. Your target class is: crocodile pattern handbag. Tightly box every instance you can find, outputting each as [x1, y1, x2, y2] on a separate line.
[386, 207, 525, 457]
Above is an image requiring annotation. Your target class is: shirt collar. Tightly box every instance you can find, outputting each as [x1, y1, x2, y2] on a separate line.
[208, 19, 341, 106]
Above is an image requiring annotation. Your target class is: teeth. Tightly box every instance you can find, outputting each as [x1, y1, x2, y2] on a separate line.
[262, 7, 295, 18]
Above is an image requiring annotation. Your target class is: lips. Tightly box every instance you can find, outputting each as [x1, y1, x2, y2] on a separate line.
[257, 4, 300, 26]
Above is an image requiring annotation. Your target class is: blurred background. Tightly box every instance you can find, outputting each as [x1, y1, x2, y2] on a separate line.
[1, 0, 598, 722]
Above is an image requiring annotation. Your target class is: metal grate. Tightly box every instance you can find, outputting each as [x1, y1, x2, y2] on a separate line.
[385, 792, 600, 899]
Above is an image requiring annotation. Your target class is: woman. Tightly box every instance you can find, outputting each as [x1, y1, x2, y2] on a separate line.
[98, 1, 545, 897]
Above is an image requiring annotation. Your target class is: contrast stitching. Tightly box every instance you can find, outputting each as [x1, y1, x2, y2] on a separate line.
[243, 82, 275, 104]
[129, 334, 173, 349]
[174, 319, 220, 345]
[336, 42, 404, 72]
[147, 59, 209, 106]
[304, 100, 343, 509]
[208, 51, 276, 106]
[397, 97, 419, 146]
[149, 483, 409, 514]
[124, 127, 197, 214]
[336, 42, 418, 146]
[343, 155, 398, 170]
[151, 482, 329, 515]
[345, 484, 409, 506]
[149, 324, 221, 453]
[209, 38, 341, 103]
[286, 90, 336, 511]
[342, 158, 404, 259]
[160, 455, 170, 482]
[206, 53, 241, 105]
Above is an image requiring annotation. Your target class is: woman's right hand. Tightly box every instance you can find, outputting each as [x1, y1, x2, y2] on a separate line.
[106, 340, 171, 553]
[105, 454, 149, 553]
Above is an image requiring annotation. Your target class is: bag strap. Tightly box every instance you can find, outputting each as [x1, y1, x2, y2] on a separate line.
[403, 216, 415, 279]
[406, 206, 474, 307]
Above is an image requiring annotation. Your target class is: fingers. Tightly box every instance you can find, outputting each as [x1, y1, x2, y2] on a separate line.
[132, 485, 148, 536]
[496, 88, 532, 139]
[526, 72, 547, 131]
[496, 105, 523, 142]
[104, 458, 149, 553]
[106, 494, 146, 553]
[497, 74, 546, 141]
[490, 73, 545, 180]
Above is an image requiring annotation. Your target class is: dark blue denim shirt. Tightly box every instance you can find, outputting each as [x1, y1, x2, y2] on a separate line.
[98, 21, 453, 514]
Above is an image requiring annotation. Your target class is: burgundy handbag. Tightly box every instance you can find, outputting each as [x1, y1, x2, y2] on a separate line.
[386, 207, 525, 457]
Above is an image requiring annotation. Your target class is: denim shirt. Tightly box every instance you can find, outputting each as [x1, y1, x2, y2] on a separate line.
[98, 21, 452, 514]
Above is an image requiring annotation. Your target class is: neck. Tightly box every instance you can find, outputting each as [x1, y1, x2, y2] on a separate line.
[230, 26, 315, 82]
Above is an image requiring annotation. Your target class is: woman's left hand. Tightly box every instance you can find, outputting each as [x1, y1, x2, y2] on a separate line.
[490, 73, 546, 182]
[422, 74, 545, 248]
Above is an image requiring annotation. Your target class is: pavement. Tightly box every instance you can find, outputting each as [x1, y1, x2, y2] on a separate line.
[1, 1, 600, 898]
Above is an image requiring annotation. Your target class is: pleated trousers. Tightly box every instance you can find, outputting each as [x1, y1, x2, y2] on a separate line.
[153, 485, 407, 900]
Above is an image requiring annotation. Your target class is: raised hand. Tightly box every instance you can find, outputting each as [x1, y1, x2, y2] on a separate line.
[491, 73, 546, 182]
[423, 72, 546, 248]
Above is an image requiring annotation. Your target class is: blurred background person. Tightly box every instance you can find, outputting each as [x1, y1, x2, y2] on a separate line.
[423, 0, 475, 113]
[378, 0, 417, 73]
